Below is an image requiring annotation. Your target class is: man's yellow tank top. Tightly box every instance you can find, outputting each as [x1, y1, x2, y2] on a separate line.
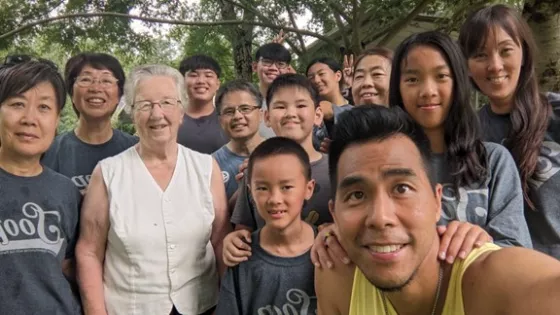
[348, 243, 500, 315]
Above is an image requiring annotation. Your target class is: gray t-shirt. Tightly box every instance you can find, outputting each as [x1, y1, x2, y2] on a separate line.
[231, 154, 332, 229]
[258, 101, 276, 139]
[177, 109, 229, 154]
[215, 228, 317, 315]
[432, 142, 532, 248]
[479, 101, 560, 258]
[41, 129, 137, 192]
[213, 145, 247, 200]
[0, 167, 82, 314]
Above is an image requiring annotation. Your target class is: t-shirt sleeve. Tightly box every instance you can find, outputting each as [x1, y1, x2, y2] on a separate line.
[486, 144, 533, 248]
[41, 142, 59, 171]
[231, 177, 257, 230]
[65, 187, 83, 259]
[215, 267, 241, 315]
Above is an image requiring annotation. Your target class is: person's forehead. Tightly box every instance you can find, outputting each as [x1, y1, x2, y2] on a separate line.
[336, 135, 426, 181]
[222, 91, 259, 107]
[271, 86, 313, 102]
[79, 65, 113, 76]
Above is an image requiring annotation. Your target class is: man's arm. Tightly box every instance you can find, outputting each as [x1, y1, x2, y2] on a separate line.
[464, 247, 560, 315]
[210, 159, 232, 277]
[315, 263, 355, 315]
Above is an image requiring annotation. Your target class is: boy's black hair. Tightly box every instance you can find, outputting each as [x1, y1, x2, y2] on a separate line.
[247, 137, 311, 182]
[179, 54, 222, 78]
[266, 73, 320, 108]
[255, 43, 291, 63]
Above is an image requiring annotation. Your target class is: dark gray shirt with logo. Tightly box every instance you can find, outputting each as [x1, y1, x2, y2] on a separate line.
[0, 167, 82, 314]
[478, 98, 560, 258]
[41, 129, 137, 192]
[177, 110, 229, 154]
[215, 228, 317, 315]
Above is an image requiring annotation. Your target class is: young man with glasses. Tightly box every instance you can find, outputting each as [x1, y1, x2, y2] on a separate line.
[42, 53, 137, 194]
[252, 43, 294, 139]
[177, 54, 228, 154]
[213, 80, 264, 203]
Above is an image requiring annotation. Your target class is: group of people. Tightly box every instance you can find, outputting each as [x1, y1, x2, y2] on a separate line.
[1, 3, 559, 315]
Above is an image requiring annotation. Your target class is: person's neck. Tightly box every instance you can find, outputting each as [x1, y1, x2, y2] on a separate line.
[300, 136, 323, 162]
[386, 237, 447, 315]
[185, 100, 215, 118]
[425, 128, 446, 154]
[259, 82, 269, 102]
[227, 133, 264, 156]
[136, 141, 178, 163]
[489, 98, 513, 115]
[326, 92, 347, 106]
[0, 148, 42, 176]
[260, 220, 314, 257]
[74, 116, 114, 145]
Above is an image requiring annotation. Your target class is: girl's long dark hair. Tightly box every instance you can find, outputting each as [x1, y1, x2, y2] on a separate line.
[389, 31, 488, 188]
[458, 4, 551, 209]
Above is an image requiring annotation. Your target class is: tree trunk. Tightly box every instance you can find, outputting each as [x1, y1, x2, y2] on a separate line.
[524, 0, 560, 92]
[219, 0, 255, 81]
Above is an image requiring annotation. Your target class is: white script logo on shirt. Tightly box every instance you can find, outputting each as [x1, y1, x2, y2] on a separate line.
[257, 288, 317, 315]
[0, 202, 65, 256]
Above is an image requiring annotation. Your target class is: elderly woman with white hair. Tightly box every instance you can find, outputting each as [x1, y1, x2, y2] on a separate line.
[75, 64, 230, 315]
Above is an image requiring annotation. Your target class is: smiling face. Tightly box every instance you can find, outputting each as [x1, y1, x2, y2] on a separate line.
[184, 68, 220, 104]
[265, 86, 323, 144]
[399, 45, 453, 133]
[352, 55, 391, 106]
[0, 81, 59, 158]
[467, 26, 523, 109]
[250, 153, 315, 231]
[133, 76, 184, 146]
[218, 90, 262, 140]
[72, 65, 120, 120]
[307, 62, 342, 100]
[331, 135, 442, 290]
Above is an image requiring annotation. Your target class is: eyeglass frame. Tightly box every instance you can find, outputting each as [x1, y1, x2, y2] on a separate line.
[219, 104, 261, 117]
[74, 75, 119, 89]
[132, 98, 182, 112]
[258, 57, 289, 69]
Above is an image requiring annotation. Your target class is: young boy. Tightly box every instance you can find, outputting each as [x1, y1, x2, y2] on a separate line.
[252, 43, 293, 139]
[213, 80, 264, 202]
[177, 54, 228, 154]
[223, 74, 331, 265]
[215, 137, 317, 315]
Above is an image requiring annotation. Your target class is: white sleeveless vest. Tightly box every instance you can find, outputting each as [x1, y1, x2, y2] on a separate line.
[99, 145, 218, 315]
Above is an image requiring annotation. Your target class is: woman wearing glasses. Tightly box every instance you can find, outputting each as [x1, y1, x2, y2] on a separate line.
[0, 58, 82, 314]
[76, 65, 230, 315]
[42, 53, 137, 194]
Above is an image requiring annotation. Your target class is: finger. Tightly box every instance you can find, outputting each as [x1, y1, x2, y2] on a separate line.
[223, 250, 248, 267]
[235, 172, 244, 182]
[232, 236, 252, 252]
[444, 223, 471, 264]
[455, 229, 484, 260]
[316, 241, 333, 269]
[343, 55, 348, 67]
[325, 235, 350, 265]
[311, 242, 320, 267]
[474, 231, 492, 247]
[438, 222, 458, 261]
[350, 54, 354, 65]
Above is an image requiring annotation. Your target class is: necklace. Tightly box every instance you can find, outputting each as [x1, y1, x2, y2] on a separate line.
[381, 265, 444, 315]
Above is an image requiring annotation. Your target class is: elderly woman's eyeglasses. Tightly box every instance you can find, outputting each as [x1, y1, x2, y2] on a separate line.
[75, 75, 118, 88]
[220, 105, 261, 117]
[133, 98, 181, 112]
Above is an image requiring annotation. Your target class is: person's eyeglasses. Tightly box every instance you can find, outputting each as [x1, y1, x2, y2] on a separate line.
[220, 104, 261, 117]
[75, 75, 119, 89]
[132, 98, 181, 112]
[259, 58, 289, 69]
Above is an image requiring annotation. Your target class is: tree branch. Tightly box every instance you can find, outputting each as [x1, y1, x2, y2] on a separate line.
[284, 2, 307, 54]
[0, 11, 340, 48]
[333, 12, 351, 51]
[378, 0, 435, 46]
[324, 0, 351, 23]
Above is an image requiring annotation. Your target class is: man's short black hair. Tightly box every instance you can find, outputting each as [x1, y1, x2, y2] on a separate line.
[179, 54, 222, 78]
[266, 73, 319, 108]
[328, 105, 436, 198]
[255, 43, 291, 63]
[215, 79, 263, 113]
[247, 137, 311, 182]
